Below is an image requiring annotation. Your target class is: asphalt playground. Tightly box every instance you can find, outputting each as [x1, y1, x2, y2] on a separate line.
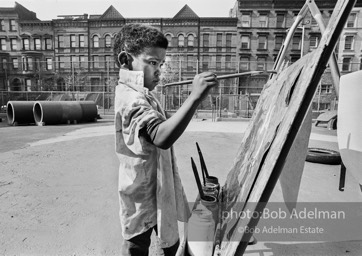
[0, 113, 361, 255]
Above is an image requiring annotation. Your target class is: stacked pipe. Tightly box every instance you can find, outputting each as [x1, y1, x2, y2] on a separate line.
[6, 101, 98, 126]
[7, 101, 36, 125]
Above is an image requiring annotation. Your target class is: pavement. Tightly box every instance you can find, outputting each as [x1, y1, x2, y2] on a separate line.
[0, 115, 361, 255]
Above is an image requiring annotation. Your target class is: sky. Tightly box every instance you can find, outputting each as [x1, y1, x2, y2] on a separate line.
[0, 0, 238, 20]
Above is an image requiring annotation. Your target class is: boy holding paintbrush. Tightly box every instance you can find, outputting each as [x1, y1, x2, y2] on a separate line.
[113, 23, 218, 256]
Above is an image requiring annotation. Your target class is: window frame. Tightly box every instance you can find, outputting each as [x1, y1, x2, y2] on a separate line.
[79, 35, 85, 48]
[58, 35, 64, 48]
[22, 38, 30, 50]
[0, 38, 6, 50]
[105, 35, 112, 48]
[46, 58, 53, 70]
[344, 35, 354, 50]
[34, 38, 41, 50]
[93, 35, 99, 48]
[70, 34, 76, 48]
[9, 19, 16, 31]
[241, 35, 250, 49]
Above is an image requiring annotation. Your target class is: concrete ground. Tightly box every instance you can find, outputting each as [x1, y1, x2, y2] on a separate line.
[0, 115, 361, 255]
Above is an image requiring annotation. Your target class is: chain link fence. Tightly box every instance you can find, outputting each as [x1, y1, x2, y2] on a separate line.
[0, 59, 342, 118]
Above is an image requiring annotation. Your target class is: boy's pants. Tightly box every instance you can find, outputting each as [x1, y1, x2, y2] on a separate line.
[121, 225, 179, 256]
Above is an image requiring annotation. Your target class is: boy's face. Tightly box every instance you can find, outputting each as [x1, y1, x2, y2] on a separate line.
[130, 47, 166, 91]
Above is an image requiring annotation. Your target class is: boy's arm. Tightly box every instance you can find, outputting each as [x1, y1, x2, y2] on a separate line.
[151, 72, 218, 149]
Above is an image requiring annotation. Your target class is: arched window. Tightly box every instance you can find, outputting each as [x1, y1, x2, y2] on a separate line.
[93, 35, 99, 48]
[166, 34, 172, 47]
[187, 35, 194, 47]
[178, 35, 185, 47]
[105, 35, 112, 48]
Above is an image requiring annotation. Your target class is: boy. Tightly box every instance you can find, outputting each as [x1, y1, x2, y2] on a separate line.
[113, 23, 218, 256]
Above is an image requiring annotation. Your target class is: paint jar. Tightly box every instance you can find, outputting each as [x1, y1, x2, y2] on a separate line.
[187, 203, 215, 256]
[201, 195, 218, 222]
[202, 183, 219, 198]
[205, 176, 220, 193]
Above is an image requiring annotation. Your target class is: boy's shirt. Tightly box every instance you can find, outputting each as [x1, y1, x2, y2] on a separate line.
[114, 69, 190, 247]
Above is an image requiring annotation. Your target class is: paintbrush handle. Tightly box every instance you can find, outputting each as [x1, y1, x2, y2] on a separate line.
[191, 157, 205, 199]
[196, 142, 210, 178]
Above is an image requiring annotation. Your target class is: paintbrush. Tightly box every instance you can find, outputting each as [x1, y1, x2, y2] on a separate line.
[191, 157, 205, 200]
[196, 142, 210, 182]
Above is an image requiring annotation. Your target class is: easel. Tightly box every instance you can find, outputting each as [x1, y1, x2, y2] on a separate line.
[213, 0, 355, 255]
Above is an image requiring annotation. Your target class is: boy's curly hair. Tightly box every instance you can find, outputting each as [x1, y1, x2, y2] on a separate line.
[113, 23, 168, 67]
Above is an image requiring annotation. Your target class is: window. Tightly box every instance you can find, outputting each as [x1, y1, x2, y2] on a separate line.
[241, 13, 251, 27]
[58, 56, 65, 69]
[202, 55, 209, 70]
[93, 35, 99, 48]
[257, 57, 266, 70]
[259, 14, 268, 27]
[35, 58, 40, 70]
[347, 13, 356, 28]
[216, 55, 221, 69]
[34, 38, 41, 50]
[105, 35, 112, 48]
[58, 35, 64, 48]
[342, 57, 351, 71]
[9, 19, 16, 31]
[25, 79, 32, 91]
[79, 35, 85, 48]
[45, 38, 52, 50]
[226, 55, 231, 69]
[291, 56, 300, 63]
[0, 20, 4, 31]
[187, 34, 194, 47]
[27, 57, 33, 71]
[344, 35, 354, 50]
[0, 38, 6, 50]
[241, 35, 250, 49]
[79, 56, 86, 68]
[71, 55, 78, 69]
[10, 38, 17, 50]
[292, 36, 301, 50]
[310, 36, 319, 48]
[226, 34, 232, 52]
[165, 34, 172, 47]
[275, 35, 284, 50]
[276, 14, 285, 28]
[178, 35, 185, 47]
[12, 58, 18, 69]
[258, 35, 267, 49]
[2, 59, 7, 70]
[93, 55, 99, 68]
[203, 34, 209, 51]
[70, 35, 76, 48]
[22, 38, 30, 50]
[187, 55, 194, 71]
[216, 33, 222, 52]
[46, 58, 52, 70]
[105, 55, 112, 67]
[240, 57, 249, 70]
[320, 84, 332, 94]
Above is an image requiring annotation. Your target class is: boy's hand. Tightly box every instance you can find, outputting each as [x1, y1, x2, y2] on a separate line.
[190, 72, 219, 101]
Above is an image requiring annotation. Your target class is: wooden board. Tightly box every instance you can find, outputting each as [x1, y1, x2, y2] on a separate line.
[215, 0, 356, 255]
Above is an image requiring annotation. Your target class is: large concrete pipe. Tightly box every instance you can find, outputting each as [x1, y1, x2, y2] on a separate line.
[33, 101, 98, 126]
[79, 101, 98, 122]
[6, 101, 36, 125]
